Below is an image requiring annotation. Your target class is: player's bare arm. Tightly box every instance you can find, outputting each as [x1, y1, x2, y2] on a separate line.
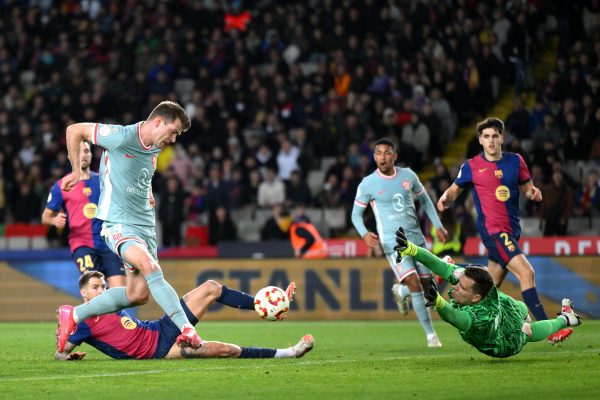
[437, 183, 463, 212]
[520, 181, 542, 202]
[62, 123, 95, 192]
[41, 208, 67, 229]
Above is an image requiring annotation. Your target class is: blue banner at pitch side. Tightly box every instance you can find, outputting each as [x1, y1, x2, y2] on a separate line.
[2, 257, 599, 321]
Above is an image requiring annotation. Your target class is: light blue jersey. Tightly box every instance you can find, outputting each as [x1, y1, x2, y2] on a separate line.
[92, 122, 161, 227]
[351, 167, 442, 255]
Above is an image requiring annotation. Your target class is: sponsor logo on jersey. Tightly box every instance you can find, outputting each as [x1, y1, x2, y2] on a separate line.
[494, 169, 503, 179]
[478, 168, 488, 173]
[495, 185, 510, 202]
[392, 193, 405, 212]
[120, 316, 137, 330]
[83, 203, 98, 219]
[125, 154, 136, 159]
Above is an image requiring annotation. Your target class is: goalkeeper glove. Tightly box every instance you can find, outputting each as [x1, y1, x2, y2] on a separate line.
[424, 275, 447, 310]
[393, 227, 418, 263]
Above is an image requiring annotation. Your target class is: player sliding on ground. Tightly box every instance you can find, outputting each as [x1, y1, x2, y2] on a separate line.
[394, 227, 581, 358]
[55, 271, 310, 361]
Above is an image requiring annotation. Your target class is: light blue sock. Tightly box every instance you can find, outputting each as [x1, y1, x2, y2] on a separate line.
[400, 285, 411, 298]
[411, 291, 435, 336]
[145, 270, 190, 330]
[74, 287, 131, 321]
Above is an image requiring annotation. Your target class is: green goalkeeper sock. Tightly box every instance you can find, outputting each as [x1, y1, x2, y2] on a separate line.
[528, 318, 567, 342]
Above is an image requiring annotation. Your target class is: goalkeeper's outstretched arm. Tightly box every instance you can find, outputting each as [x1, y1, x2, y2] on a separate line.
[397, 239, 460, 283]
[427, 291, 473, 332]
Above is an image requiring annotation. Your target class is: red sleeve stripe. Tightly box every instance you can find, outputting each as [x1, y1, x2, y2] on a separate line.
[354, 199, 367, 207]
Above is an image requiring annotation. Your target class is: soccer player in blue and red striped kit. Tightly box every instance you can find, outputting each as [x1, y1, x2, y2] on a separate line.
[42, 141, 126, 289]
[437, 117, 572, 344]
[55, 271, 312, 361]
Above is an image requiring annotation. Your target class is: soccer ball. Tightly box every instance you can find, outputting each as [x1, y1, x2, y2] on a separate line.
[254, 286, 290, 321]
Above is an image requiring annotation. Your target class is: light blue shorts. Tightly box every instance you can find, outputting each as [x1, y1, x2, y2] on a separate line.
[101, 222, 158, 271]
[385, 253, 431, 282]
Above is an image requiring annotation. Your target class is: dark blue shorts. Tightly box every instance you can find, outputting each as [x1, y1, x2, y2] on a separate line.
[72, 246, 125, 278]
[483, 232, 523, 268]
[153, 300, 199, 359]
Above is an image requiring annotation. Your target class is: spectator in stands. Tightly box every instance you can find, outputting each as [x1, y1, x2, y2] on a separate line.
[285, 170, 312, 209]
[575, 169, 600, 217]
[276, 136, 301, 182]
[158, 176, 186, 248]
[563, 129, 590, 163]
[12, 181, 41, 223]
[539, 170, 574, 236]
[185, 184, 207, 226]
[261, 205, 292, 241]
[506, 97, 531, 141]
[208, 206, 238, 245]
[319, 173, 342, 208]
[257, 166, 286, 208]
[205, 163, 231, 214]
[531, 114, 561, 149]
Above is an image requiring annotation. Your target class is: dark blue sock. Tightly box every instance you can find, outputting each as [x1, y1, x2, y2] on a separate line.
[217, 285, 255, 310]
[522, 288, 548, 320]
[240, 347, 277, 358]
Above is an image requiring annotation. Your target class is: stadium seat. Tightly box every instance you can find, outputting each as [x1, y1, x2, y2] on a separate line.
[185, 225, 209, 246]
[323, 208, 346, 229]
[4, 223, 48, 238]
[520, 218, 543, 237]
[307, 170, 325, 197]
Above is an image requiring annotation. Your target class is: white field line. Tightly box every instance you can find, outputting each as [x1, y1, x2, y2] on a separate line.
[1, 348, 598, 383]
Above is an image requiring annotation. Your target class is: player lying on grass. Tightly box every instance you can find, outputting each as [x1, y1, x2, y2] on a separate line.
[394, 227, 581, 358]
[55, 271, 312, 360]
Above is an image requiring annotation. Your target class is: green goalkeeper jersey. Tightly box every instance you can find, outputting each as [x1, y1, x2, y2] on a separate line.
[411, 247, 529, 358]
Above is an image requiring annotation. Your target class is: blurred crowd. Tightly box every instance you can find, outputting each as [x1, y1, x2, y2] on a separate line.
[0, 0, 598, 246]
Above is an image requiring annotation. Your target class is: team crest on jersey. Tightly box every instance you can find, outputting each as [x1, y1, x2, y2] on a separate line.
[82, 187, 92, 196]
[120, 316, 137, 330]
[402, 180, 410, 190]
[98, 125, 112, 137]
[152, 155, 157, 169]
[494, 169, 503, 179]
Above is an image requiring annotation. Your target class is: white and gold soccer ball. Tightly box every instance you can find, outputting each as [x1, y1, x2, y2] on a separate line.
[254, 286, 290, 321]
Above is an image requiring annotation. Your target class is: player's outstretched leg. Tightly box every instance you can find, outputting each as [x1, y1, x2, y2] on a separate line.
[391, 283, 409, 316]
[56, 305, 77, 352]
[286, 282, 296, 303]
[292, 334, 315, 358]
[547, 299, 580, 344]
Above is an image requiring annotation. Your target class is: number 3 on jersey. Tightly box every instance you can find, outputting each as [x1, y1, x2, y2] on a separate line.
[76, 254, 94, 272]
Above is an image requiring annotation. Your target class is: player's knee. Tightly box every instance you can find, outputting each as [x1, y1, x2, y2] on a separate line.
[138, 258, 161, 276]
[127, 289, 150, 305]
[203, 280, 222, 299]
[403, 274, 421, 291]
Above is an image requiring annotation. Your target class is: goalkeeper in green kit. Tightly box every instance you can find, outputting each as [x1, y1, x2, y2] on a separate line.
[394, 227, 582, 358]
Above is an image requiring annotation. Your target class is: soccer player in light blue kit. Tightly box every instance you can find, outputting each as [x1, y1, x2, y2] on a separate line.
[57, 101, 203, 352]
[351, 138, 448, 347]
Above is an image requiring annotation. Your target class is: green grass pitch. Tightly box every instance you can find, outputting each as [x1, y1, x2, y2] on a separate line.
[0, 321, 598, 399]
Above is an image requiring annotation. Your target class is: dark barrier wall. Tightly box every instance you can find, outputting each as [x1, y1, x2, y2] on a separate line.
[3, 257, 599, 321]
